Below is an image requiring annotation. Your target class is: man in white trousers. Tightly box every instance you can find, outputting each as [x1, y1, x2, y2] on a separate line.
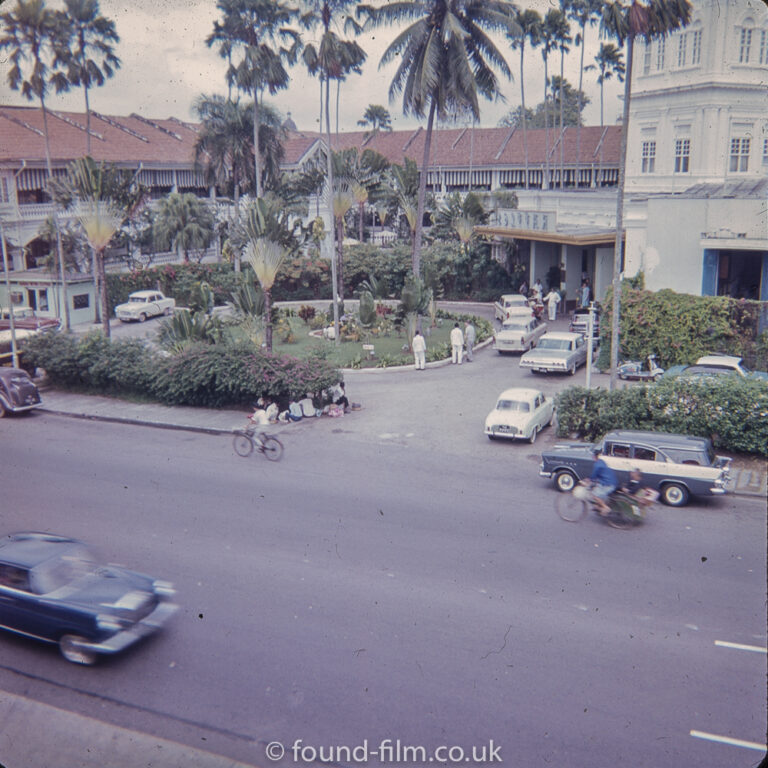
[450, 323, 464, 364]
[412, 330, 426, 370]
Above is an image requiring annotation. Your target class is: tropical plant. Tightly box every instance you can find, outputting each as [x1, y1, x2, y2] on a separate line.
[553, 7, 572, 189]
[357, 103, 392, 136]
[333, 146, 390, 241]
[431, 191, 488, 249]
[157, 309, 224, 353]
[206, 0, 300, 198]
[332, 182, 356, 297]
[153, 193, 216, 263]
[359, 0, 519, 278]
[385, 157, 420, 248]
[539, 7, 567, 189]
[588, 42, 625, 125]
[53, 0, 120, 155]
[399, 273, 433, 348]
[600, 0, 692, 388]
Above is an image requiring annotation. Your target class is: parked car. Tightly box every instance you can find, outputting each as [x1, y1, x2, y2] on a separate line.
[519, 331, 589, 375]
[0, 367, 42, 417]
[484, 387, 555, 444]
[0, 328, 36, 367]
[494, 316, 547, 354]
[539, 429, 731, 506]
[568, 306, 600, 339]
[494, 294, 533, 322]
[0, 532, 177, 665]
[663, 354, 768, 382]
[0, 306, 60, 332]
[115, 291, 175, 322]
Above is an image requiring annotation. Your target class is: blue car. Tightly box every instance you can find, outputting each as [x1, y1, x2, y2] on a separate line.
[0, 532, 177, 665]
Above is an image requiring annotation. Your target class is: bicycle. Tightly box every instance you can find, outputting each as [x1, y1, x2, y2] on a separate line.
[555, 482, 648, 529]
[232, 425, 284, 462]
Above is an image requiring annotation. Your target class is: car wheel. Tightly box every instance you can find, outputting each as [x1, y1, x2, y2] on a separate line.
[0, 400, 6, 418]
[568, 363, 576, 375]
[138, 313, 147, 322]
[164, 307, 173, 316]
[555, 470, 578, 493]
[661, 483, 690, 507]
[528, 425, 539, 444]
[60, 634, 97, 665]
[487, 434, 496, 441]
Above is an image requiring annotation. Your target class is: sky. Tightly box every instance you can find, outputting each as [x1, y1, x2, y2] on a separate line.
[0, 0, 626, 133]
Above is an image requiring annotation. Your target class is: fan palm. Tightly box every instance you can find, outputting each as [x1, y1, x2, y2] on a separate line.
[153, 193, 215, 264]
[600, 0, 692, 388]
[332, 183, 356, 297]
[360, 0, 519, 277]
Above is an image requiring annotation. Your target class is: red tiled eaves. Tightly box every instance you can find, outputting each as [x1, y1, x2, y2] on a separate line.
[130, 113, 183, 141]
[50, 111, 104, 141]
[0, 112, 45, 137]
[91, 111, 149, 142]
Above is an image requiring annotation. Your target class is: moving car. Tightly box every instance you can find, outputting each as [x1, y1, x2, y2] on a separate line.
[519, 331, 589, 375]
[484, 387, 555, 444]
[115, 291, 175, 322]
[663, 354, 768, 381]
[568, 306, 600, 339]
[539, 429, 731, 506]
[0, 367, 42, 417]
[494, 294, 533, 322]
[0, 532, 177, 664]
[494, 316, 547, 354]
[0, 306, 61, 332]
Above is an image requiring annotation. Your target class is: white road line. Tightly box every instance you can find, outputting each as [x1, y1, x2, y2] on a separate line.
[714, 640, 768, 654]
[690, 731, 767, 752]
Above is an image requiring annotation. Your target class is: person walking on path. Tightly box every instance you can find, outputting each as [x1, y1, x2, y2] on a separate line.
[543, 288, 561, 321]
[412, 330, 427, 370]
[532, 279, 543, 303]
[450, 323, 464, 365]
[464, 320, 476, 362]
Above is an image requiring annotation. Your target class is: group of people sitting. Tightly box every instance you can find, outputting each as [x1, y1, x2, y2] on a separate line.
[249, 383, 352, 426]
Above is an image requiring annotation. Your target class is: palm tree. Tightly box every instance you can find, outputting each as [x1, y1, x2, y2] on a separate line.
[357, 104, 392, 136]
[0, 0, 71, 328]
[153, 193, 215, 263]
[54, 0, 120, 155]
[385, 158, 420, 250]
[566, 0, 602, 186]
[507, 9, 541, 190]
[359, 0, 519, 277]
[590, 42, 625, 125]
[331, 183, 355, 297]
[539, 8, 562, 190]
[207, 0, 300, 198]
[333, 146, 389, 242]
[554, 7, 572, 189]
[300, 0, 367, 344]
[600, 0, 692, 389]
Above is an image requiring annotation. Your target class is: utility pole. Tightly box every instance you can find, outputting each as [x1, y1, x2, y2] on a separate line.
[1, 220, 20, 368]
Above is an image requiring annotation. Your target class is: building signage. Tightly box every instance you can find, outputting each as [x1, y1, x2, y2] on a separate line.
[493, 209, 556, 232]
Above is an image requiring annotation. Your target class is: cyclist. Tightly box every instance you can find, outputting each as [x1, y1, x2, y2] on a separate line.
[587, 447, 618, 516]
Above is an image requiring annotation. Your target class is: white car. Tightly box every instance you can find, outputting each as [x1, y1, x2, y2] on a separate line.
[519, 331, 589, 375]
[494, 317, 547, 354]
[115, 291, 175, 322]
[484, 387, 555, 444]
[494, 294, 533, 322]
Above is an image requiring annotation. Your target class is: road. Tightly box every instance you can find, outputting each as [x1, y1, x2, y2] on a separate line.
[1, 339, 766, 768]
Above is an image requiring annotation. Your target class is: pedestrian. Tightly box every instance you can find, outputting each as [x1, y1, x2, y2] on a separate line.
[464, 320, 476, 362]
[580, 279, 591, 308]
[519, 279, 528, 297]
[532, 279, 543, 303]
[450, 322, 464, 365]
[543, 288, 561, 321]
[412, 330, 427, 370]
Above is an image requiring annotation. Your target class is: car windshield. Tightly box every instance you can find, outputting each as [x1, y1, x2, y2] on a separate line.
[537, 338, 572, 351]
[504, 298, 526, 307]
[496, 399, 530, 412]
[128, 296, 148, 303]
[683, 365, 732, 376]
[501, 323, 526, 332]
[30, 546, 97, 594]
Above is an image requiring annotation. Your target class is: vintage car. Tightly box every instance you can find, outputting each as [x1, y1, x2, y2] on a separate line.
[0, 532, 177, 664]
[663, 354, 768, 382]
[484, 387, 555, 444]
[519, 331, 589, 375]
[114, 291, 176, 322]
[0, 306, 61, 332]
[0, 367, 42, 417]
[494, 294, 533, 322]
[494, 316, 547, 354]
[568, 306, 600, 340]
[539, 429, 731, 506]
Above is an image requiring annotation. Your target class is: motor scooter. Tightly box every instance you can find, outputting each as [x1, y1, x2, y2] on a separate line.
[556, 482, 652, 529]
[617, 353, 664, 382]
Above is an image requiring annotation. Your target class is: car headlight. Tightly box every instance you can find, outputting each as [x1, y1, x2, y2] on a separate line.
[153, 579, 176, 597]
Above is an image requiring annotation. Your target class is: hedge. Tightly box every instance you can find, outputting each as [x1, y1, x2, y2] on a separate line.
[20, 331, 342, 409]
[555, 377, 768, 456]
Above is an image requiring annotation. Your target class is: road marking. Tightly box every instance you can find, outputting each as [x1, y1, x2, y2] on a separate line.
[690, 731, 766, 752]
[715, 640, 767, 653]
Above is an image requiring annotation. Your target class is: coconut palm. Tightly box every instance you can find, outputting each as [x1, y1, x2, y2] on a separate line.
[600, 0, 692, 388]
[554, 7, 572, 189]
[507, 9, 541, 190]
[589, 42, 625, 125]
[153, 193, 215, 264]
[360, 0, 519, 277]
[539, 8, 567, 190]
[53, 0, 120, 155]
[357, 104, 392, 136]
[0, 0, 71, 328]
[207, 0, 300, 198]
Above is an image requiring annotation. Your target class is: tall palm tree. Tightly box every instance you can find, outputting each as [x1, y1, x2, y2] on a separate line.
[539, 8, 562, 190]
[566, 0, 602, 186]
[554, 6, 572, 189]
[590, 42, 625, 125]
[331, 183, 355, 297]
[53, 0, 120, 155]
[385, 158, 420, 250]
[357, 104, 392, 137]
[0, 0, 71, 328]
[333, 146, 389, 242]
[300, 0, 367, 343]
[207, 0, 300, 198]
[153, 193, 215, 263]
[507, 9, 541, 190]
[359, 0, 519, 277]
[600, 0, 692, 389]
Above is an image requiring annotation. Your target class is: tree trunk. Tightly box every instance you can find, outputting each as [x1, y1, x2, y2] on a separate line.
[543, 58, 550, 189]
[520, 43, 529, 190]
[264, 287, 273, 352]
[98, 247, 110, 338]
[253, 97, 262, 198]
[413, 99, 436, 278]
[336, 216, 344, 299]
[576, 22, 586, 187]
[358, 201, 364, 242]
[85, 84, 91, 156]
[324, 71, 340, 344]
[559, 50, 565, 190]
[609, 34, 633, 391]
[91, 247, 101, 323]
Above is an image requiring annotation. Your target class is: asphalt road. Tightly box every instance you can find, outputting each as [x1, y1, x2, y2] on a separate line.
[1, 339, 766, 768]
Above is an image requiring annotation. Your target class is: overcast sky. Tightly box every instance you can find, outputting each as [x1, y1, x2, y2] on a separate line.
[0, 0, 625, 132]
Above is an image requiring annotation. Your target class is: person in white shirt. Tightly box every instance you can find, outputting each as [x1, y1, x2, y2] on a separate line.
[464, 320, 476, 362]
[543, 288, 561, 320]
[532, 279, 543, 302]
[450, 323, 464, 364]
[412, 330, 427, 370]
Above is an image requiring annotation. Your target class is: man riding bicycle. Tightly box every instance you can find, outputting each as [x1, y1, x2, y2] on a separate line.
[587, 447, 618, 515]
